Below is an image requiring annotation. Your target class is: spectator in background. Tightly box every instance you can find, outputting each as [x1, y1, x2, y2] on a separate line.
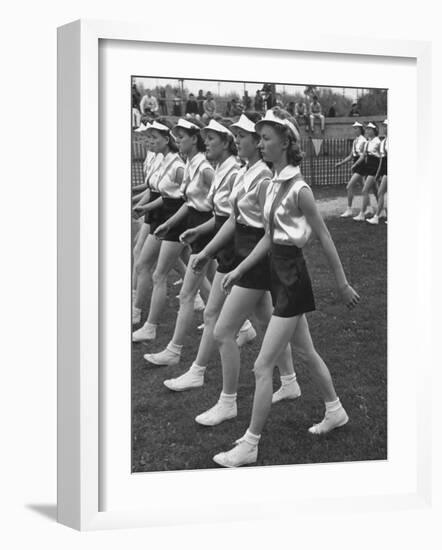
[309, 95, 325, 134]
[140, 90, 159, 118]
[294, 99, 310, 131]
[287, 101, 295, 116]
[327, 102, 337, 117]
[348, 102, 360, 117]
[158, 87, 168, 115]
[229, 97, 243, 117]
[173, 93, 182, 117]
[185, 93, 200, 120]
[202, 92, 217, 123]
[197, 90, 205, 117]
[132, 83, 142, 128]
[254, 90, 263, 112]
[242, 90, 252, 111]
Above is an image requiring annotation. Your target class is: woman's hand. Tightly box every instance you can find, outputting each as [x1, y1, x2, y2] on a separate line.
[338, 283, 360, 309]
[180, 227, 198, 245]
[154, 222, 169, 239]
[191, 251, 210, 272]
[132, 205, 146, 219]
[221, 268, 242, 294]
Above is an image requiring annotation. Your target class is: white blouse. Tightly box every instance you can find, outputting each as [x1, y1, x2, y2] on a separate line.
[207, 155, 240, 217]
[365, 136, 382, 157]
[150, 152, 185, 199]
[263, 165, 312, 248]
[380, 137, 388, 156]
[352, 135, 367, 157]
[181, 152, 214, 212]
[230, 159, 272, 228]
[143, 150, 156, 178]
[145, 153, 164, 191]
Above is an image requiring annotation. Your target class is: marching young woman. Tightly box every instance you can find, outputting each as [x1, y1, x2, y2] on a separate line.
[132, 119, 186, 342]
[184, 113, 301, 427]
[367, 119, 388, 225]
[161, 119, 255, 389]
[142, 118, 216, 365]
[211, 109, 359, 467]
[353, 122, 382, 221]
[335, 121, 367, 218]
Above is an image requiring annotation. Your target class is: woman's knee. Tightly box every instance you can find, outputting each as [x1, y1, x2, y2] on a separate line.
[253, 356, 273, 381]
[152, 267, 168, 286]
[203, 305, 219, 327]
[213, 320, 236, 345]
[135, 256, 153, 277]
[296, 343, 318, 366]
[178, 286, 197, 307]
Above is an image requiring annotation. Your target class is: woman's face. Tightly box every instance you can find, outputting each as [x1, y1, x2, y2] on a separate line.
[366, 127, 375, 139]
[383, 124, 388, 136]
[145, 132, 155, 151]
[204, 130, 226, 162]
[150, 129, 169, 154]
[234, 129, 259, 160]
[175, 128, 195, 156]
[258, 123, 286, 164]
[354, 127, 362, 137]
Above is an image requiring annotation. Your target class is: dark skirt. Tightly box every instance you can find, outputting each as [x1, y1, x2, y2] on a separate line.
[364, 154, 381, 177]
[270, 243, 316, 318]
[378, 155, 388, 177]
[233, 223, 271, 290]
[214, 214, 238, 274]
[157, 197, 185, 241]
[351, 156, 365, 176]
[186, 207, 214, 255]
[144, 191, 161, 225]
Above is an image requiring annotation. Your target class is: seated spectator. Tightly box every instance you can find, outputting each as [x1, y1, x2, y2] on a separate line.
[184, 93, 200, 120]
[348, 102, 361, 117]
[140, 90, 159, 118]
[229, 97, 243, 117]
[309, 95, 325, 134]
[242, 90, 252, 111]
[132, 83, 142, 128]
[202, 91, 217, 123]
[294, 100, 310, 130]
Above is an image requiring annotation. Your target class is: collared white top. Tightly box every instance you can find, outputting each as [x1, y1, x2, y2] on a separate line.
[230, 159, 272, 228]
[207, 155, 240, 216]
[263, 164, 312, 247]
[380, 137, 388, 156]
[143, 150, 156, 178]
[145, 153, 164, 188]
[352, 135, 367, 157]
[150, 152, 185, 199]
[181, 152, 214, 211]
[365, 136, 382, 157]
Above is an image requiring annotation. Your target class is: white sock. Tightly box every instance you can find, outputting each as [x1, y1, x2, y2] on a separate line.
[219, 391, 237, 404]
[240, 319, 252, 332]
[143, 321, 157, 329]
[167, 341, 183, 355]
[189, 363, 206, 375]
[280, 373, 297, 386]
[243, 429, 261, 446]
[325, 397, 342, 413]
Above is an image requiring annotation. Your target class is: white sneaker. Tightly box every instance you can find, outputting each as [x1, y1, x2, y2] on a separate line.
[236, 325, 257, 347]
[193, 291, 205, 312]
[308, 407, 349, 435]
[272, 379, 302, 404]
[367, 215, 379, 225]
[352, 212, 365, 222]
[132, 306, 142, 325]
[173, 278, 183, 286]
[197, 323, 205, 331]
[164, 367, 204, 391]
[213, 440, 258, 468]
[340, 208, 353, 218]
[195, 400, 237, 426]
[132, 322, 157, 342]
[144, 347, 180, 366]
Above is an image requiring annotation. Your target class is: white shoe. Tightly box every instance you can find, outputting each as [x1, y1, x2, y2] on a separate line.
[213, 440, 258, 468]
[195, 400, 237, 426]
[236, 325, 257, 347]
[197, 323, 205, 331]
[132, 322, 157, 342]
[272, 380, 302, 404]
[132, 306, 142, 325]
[193, 291, 205, 312]
[164, 368, 204, 391]
[308, 407, 349, 435]
[340, 208, 353, 218]
[144, 347, 180, 366]
[352, 213, 365, 222]
[173, 278, 183, 286]
[366, 215, 379, 225]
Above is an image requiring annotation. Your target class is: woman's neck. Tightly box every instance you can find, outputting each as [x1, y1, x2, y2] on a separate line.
[187, 148, 198, 161]
[216, 151, 230, 166]
[272, 156, 289, 176]
[160, 146, 170, 157]
[246, 152, 260, 167]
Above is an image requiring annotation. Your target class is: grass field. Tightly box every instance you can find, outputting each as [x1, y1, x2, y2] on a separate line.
[131, 186, 387, 472]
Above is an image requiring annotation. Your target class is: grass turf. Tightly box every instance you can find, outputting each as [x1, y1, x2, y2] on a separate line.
[131, 202, 387, 472]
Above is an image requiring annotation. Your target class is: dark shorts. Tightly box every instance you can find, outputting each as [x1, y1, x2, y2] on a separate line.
[233, 223, 271, 291]
[214, 214, 238, 274]
[379, 156, 387, 177]
[351, 156, 365, 177]
[270, 243, 316, 318]
[364, 154, 381, 177]
[144, 191, 161, 225]
[157, 197, 186, 241]
[186, 207, 214, 255]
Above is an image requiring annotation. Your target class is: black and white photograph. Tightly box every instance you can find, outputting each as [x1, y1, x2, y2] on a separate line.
[130, 76, 387, 471]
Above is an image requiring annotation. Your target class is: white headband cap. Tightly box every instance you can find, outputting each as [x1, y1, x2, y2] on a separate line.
[255, 109, 300, 141]
[352, 121, 363, 128]
[366, 122, 377, 129]
[150, 120, 171, 133]
[383, 119, 388, 125]
[173, 118, 200, 132]
[230, 114, 258, 134]
[200, 119, 234, 139]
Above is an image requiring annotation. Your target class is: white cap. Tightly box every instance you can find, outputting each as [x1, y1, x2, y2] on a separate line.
[173, 118, 200, 133]
[383, 119, 388, 125]
[230, 114, 257, 134]
[134, 123, 148, 132]
[366, 122, 377, 129]
[150, 120, 171, 133]
[255, 110, 300, 141]
[352, 121, 363, 128]
[200, 119, 234, 139]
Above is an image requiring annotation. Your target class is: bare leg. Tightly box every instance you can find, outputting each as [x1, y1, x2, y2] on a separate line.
[134, 234, 161, 310]
[346, 173, 363, 208]
[132, 223, 150, 289]
[376, 176, 388, 215]
[360, 175, 376, 214]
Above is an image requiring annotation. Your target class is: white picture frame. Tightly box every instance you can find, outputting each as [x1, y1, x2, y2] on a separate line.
[57, 19, 432, 531]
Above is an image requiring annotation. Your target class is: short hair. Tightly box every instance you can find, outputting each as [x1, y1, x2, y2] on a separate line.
[267, 107, 304, 167]
[180, 123, 206, 153]
[368, 122, 379, 136]
[154, 118, 179, 152]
